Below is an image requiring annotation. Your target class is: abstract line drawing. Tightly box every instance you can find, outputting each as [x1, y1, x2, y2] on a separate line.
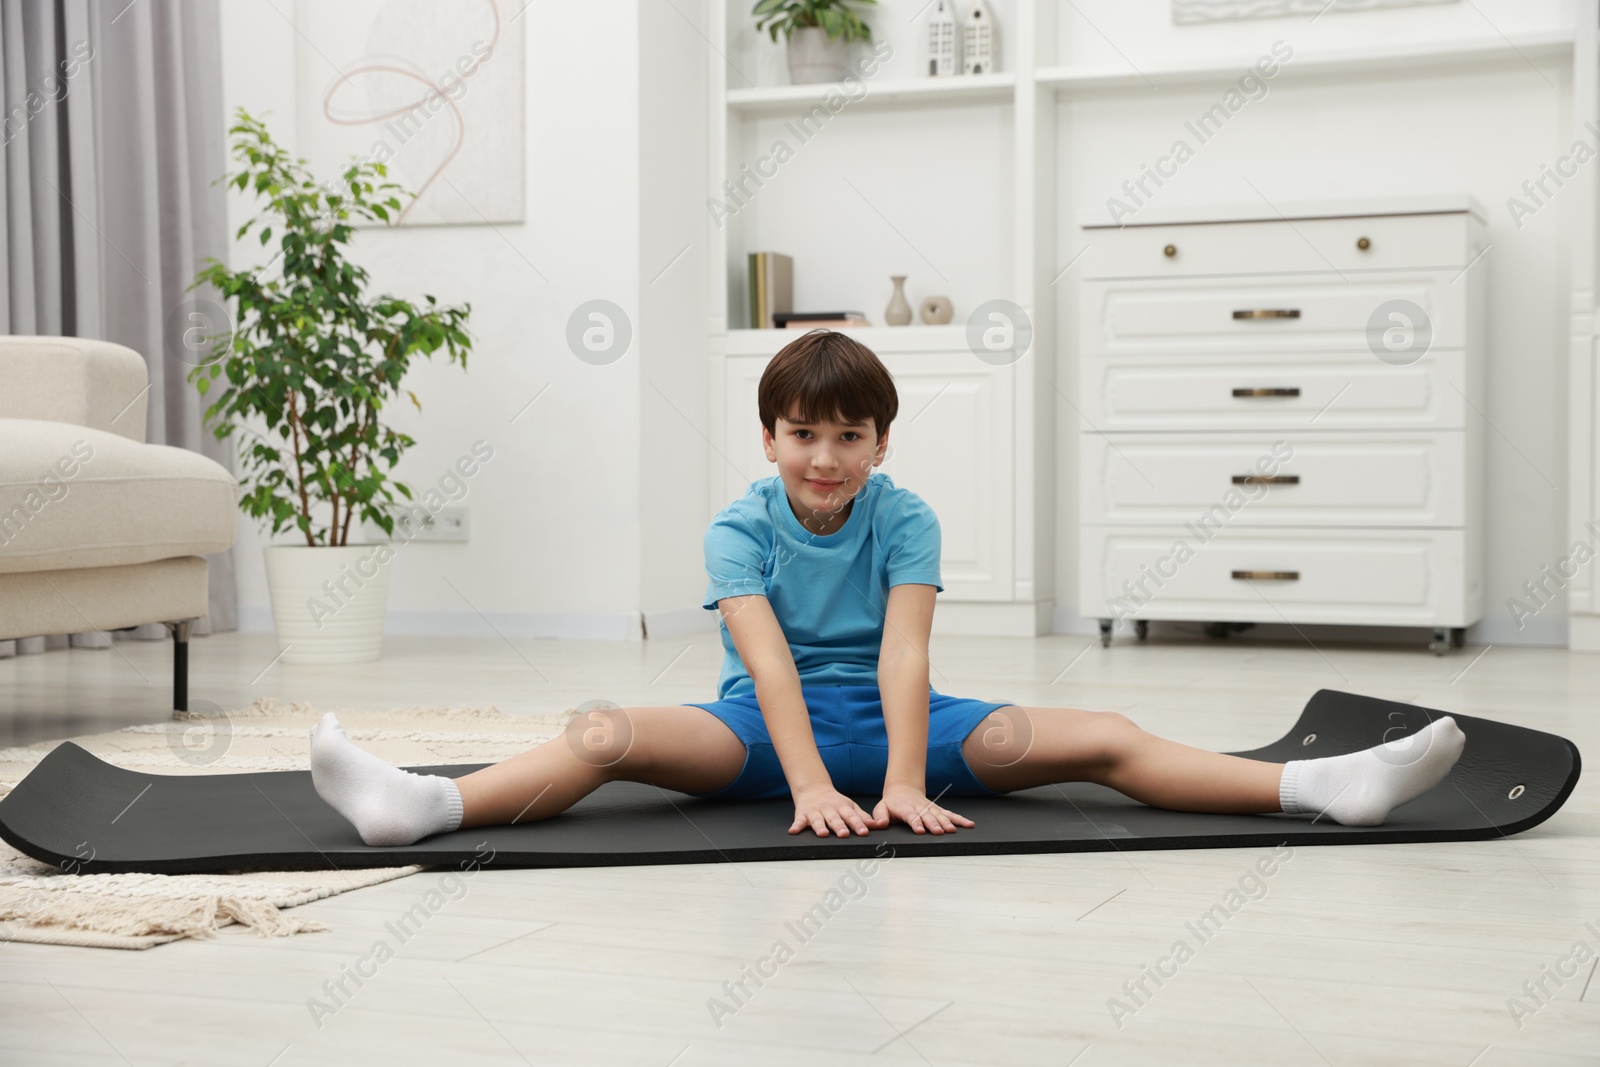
[294, 0, 525, 226]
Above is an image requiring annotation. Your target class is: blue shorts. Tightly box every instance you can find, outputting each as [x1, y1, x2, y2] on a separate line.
[679, 684, 1016, 801]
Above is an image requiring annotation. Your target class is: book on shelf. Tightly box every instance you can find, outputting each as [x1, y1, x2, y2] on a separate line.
[747, 252, 792, 329]
[774, 311, 871, 329]
[783, 318, 871, 329]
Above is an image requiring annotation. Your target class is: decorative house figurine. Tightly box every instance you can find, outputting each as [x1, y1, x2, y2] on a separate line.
[963, 0, 996, 75]
[927, 0, 959, 77]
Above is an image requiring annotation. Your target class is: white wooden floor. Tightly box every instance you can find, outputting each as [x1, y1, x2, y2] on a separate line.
[0, 627, 1596, 1066]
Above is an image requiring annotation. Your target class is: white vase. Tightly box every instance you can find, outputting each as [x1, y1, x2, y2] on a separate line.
[787, 27, 849, 84]
[263, 544, 393, 664]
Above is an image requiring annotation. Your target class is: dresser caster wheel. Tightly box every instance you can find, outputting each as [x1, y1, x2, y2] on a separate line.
[1135, 620, 1149, 641]
[1429, 627, 1449, 655]
[1099, 619, 1113, 647]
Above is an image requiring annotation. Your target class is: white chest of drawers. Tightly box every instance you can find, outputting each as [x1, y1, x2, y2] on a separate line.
[1076, 198, 1487, 654]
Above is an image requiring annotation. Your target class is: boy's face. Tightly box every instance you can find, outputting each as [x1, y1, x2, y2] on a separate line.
[763, 411, 889, 519]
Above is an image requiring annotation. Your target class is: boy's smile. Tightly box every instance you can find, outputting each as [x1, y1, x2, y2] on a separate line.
[763, 412, 890, 537]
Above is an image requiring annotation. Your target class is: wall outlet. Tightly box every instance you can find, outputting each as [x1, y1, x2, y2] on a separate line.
[391, 505, 470, 543]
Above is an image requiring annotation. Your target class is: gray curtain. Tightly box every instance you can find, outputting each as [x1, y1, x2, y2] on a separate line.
[0, 0, 235, 658]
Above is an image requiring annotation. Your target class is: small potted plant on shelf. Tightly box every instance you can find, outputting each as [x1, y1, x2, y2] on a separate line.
[752, 0, 877, 85]
[189, 108, 473, 665]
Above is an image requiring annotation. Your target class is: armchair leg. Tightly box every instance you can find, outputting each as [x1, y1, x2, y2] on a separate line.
[167, 620, 193, 713]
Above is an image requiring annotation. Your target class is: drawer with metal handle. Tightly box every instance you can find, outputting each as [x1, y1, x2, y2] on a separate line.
[1232, 308, 1301, 320]
[1080, 271, 1464, 357]
[1077, 526, 1475, 626]
[1078, 211, 1477, 279]
[1077, 351, 1468, 430]
[1078, 430, 1466, 526]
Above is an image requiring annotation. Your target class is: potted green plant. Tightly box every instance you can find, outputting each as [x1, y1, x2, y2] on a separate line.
[752, 0, 877, 85]
[189, 108, 473, 665]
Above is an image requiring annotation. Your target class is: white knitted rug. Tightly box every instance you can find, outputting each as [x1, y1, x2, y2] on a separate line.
[0, 698, 578, 950]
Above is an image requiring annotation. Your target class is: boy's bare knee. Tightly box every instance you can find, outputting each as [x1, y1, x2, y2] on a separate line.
[1096, 710, 1143, 763]
[1101, 709, 1138, 731]
[562, 703, 638, 779]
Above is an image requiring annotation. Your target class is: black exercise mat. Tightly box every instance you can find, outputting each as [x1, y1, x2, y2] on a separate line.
[0, 689, 1580, 875]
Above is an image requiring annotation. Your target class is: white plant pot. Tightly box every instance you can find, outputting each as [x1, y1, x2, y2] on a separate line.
[263, 544, 393, 665]
[787, 26, 849, 84]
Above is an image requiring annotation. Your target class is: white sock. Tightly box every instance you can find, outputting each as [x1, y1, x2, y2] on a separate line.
[1278, 715, 1466, 827]
[309, 712, 464, 846]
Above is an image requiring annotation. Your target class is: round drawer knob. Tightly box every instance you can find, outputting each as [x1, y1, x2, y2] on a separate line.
[1163, 243, 1177, 258]
[1357, 236, 1371, 250]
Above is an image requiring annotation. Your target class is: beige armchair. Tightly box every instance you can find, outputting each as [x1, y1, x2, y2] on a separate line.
[0, 336, 237, 710]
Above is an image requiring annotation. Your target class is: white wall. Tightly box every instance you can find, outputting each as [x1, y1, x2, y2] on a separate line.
[1051, 0, 1576, 647]
[219, 1, 693, 641]
[737, 104, 1016, 326]
[217, 0, 1580, 647]
[1050, 0, 1569, 65]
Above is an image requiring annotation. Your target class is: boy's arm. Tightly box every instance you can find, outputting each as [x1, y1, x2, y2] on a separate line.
[878, 583, 938, 792]
[718, 594, 832, 792]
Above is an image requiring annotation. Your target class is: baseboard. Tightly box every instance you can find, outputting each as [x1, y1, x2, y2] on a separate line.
[239, 601, 1573, 648]
[932, 601, 1055, 637]
[642, 605, 719, 639]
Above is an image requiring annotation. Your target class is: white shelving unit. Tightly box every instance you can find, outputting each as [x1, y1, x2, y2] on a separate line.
[706, 0, 1054, 637]
[705, 0, 1597, 641]
[726, 72, 1015, 114]
[1036, 29, 1574, 93]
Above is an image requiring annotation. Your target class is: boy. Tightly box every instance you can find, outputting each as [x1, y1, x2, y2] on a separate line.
[309, 331, 1466, 846]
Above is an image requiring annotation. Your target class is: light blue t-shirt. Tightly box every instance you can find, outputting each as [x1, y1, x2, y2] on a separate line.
[701, 471, 944, 700]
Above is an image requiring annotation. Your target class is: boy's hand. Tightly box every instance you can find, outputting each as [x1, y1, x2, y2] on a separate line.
[872, 783, 975, 835]
[790, 782, 888, 837]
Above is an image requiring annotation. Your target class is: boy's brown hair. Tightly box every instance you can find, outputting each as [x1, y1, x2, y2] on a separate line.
[758, 330, 899, 441]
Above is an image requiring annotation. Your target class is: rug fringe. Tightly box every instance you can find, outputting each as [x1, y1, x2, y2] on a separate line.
[0, 885, 329, 941]
[0, 698, 589, 951]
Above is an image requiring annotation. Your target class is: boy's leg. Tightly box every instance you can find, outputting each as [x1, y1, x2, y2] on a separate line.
[310, 705, 749, 845]
[961, 705, 1465, 824]
[454, 705, 748, 829]
[961, 706, 1282, 813]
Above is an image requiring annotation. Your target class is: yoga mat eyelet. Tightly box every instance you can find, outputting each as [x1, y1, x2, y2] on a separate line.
[1508, 784, 1525, 800]
[1302, 733, 1317, 745]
